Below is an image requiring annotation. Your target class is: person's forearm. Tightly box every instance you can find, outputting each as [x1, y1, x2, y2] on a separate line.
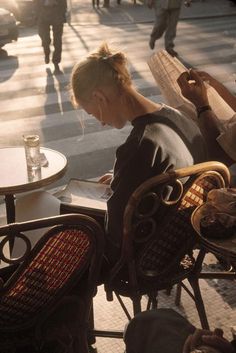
[198, 110, 234, 166]
[209, 79, 236, 111]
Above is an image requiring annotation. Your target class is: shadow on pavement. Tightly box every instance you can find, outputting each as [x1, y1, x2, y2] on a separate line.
[0, 50, 19, 82]
[67, 24, 90, 51]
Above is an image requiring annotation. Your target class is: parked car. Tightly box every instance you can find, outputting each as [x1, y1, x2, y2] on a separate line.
[16, 0, 36, 25]
[0, 0, 18, 17]
[0, 8, 18, 48]
[0, 0, 36, 25]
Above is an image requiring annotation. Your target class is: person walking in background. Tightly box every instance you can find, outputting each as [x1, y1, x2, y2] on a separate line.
[34, 0, 67, 74]
[148, 0, 183, 56]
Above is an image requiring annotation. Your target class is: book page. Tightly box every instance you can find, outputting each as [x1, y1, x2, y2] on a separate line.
[56, 179, 112, 211]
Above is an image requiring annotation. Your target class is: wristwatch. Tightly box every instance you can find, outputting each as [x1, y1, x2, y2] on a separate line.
[196, 105, 212, 118]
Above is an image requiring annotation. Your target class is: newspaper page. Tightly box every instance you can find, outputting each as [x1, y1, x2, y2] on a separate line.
[206, 84, 235, 124]
[147, 50, 197, 121]
[147, 50, 235, 125]
[56, 179, 112, 212]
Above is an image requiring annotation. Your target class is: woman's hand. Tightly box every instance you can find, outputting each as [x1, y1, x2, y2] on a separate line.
[182, 328, 234, 353]
[177, 69, 209, 108]
[98, 173, 113, 185]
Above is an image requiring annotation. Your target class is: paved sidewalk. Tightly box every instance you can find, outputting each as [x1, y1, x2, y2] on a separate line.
[70, 0, 236, 26]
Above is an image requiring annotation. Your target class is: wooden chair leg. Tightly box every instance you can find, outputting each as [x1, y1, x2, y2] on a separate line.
[175, 283, 182, 306]
[189, 277, 209, 330]
[132, 295, 142, 315]
[165, 285, 172, 296]
[151, 296, 158, 309]
[88, 301, 96, 346]
[147, 291, 158, 310]
[146, 296, 152, 310]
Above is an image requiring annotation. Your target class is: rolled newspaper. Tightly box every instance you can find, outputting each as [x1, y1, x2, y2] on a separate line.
[147, 50, 235, 126]
[148, 50, 236, 160]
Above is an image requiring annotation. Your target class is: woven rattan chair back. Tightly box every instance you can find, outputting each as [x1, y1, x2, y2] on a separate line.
[122, 162, 230, 287]
[0, 214, 104, 334]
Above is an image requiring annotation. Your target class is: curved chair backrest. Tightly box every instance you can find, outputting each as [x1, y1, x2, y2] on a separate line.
[120, 161, 230, 288]
[0, 214, 104, 333]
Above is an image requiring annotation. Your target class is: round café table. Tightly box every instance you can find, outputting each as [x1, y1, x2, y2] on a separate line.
[0, 147, 67, 224]
[191, 204, 236, 280]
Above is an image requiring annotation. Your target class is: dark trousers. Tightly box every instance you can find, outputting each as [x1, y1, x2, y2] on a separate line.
[38, 19, 64, 64]
[151, 3, 181, 50]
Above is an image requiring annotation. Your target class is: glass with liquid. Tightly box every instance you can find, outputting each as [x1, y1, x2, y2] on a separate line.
[22, 134, 41, 170]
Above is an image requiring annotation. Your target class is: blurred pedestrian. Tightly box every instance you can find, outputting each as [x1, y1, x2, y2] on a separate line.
[147, 0, 183, 56]
[34, 0, 67, 74]
[103, 0, 110, 7]
[92, 0, 100, 7]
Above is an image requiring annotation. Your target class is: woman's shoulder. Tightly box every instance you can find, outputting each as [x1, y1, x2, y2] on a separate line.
[158, 104, 190, 119]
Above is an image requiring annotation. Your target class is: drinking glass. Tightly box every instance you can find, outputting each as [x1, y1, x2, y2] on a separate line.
[22, 134, 41, 170]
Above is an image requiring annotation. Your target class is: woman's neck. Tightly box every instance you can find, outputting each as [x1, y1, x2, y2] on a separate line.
[124, 88, 162, 122]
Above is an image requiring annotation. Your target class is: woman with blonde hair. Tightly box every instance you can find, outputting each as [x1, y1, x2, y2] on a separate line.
[70, 42, 207, 263]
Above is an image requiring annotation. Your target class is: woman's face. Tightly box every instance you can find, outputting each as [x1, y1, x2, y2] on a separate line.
[78, 88, 127, 129]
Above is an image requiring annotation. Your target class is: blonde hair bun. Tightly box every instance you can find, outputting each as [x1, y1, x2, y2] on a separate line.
[71, 42, 132, 106]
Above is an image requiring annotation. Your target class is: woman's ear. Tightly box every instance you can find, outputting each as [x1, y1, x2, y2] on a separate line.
[92, 89, 106, 103]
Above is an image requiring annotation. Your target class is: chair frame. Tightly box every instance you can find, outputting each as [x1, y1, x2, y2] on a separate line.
[0, 213, 104, 352]
[98, 161, 230, 336]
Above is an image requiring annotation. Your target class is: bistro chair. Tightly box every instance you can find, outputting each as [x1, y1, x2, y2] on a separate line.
[0, 213, 104, 353]
[94, 161, 230, 337]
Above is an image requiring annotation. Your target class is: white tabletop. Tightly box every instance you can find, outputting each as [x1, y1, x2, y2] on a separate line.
[0, 147, 67, 194]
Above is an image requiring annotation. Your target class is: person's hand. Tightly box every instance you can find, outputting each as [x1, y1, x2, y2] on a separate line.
[177, 69, 209, 108]
[98, 173, 113, 185]
[197, 71, 219, 88]
[182, 328, 235, 353]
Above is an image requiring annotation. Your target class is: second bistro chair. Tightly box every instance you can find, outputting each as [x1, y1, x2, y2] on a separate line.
[99, 161, 230, 334]
[0, 214, 104, 353]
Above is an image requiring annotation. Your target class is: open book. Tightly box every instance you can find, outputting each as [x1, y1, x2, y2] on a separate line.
[56, 179, 112, 217]
[147, 50, 235, 128]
